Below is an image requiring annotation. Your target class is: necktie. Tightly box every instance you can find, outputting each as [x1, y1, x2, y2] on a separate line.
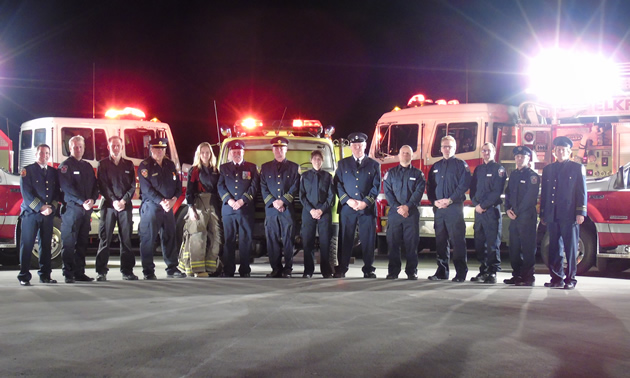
[356, 158, 360, 168]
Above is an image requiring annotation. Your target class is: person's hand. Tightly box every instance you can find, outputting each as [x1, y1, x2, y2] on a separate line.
[506, 209, 517, 220]
[83, 199, 94, 211]
[40, 204, 53, 216]
[310, 208, 323, 220]
[397, 205, 409, 218]
[475, 204, 485, 214]
[576, 215, 585, 225]
[188, 207, 198, 221]
[273, 199, 285, 212]
[355, 201, 367, 211]
[232, 199, 245, 210]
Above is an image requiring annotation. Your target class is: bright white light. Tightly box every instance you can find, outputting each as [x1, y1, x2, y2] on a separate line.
[527, 49, 621, 106]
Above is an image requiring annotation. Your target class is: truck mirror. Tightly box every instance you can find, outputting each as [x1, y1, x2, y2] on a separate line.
[612, 166, 626, 190]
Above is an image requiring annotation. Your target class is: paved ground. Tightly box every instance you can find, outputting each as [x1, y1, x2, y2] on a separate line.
[1, 253, 630, 377]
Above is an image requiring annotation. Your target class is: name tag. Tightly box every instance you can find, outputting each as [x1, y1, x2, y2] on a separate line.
[410, 177, 416, 181]
[520, 180, 526, 183]
[486, 174, 493, 177]
[152, 173, 159, 176]
[73, 171, 80, 175]
[433, 169, 438, 173]
[125, 171, 130, 174]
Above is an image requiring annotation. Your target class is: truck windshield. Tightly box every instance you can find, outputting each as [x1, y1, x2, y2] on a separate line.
[124, 129, 156, 159]
[376, 124, 419, 157]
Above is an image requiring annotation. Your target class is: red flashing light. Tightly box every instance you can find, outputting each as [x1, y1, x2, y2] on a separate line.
[238, 118, 263, 129]
[436, 99, 447, 105]
[105, 107, 146, 119]
[407, 94, 426, 106]
[448, 99, 460, 105]
[293, 119, 322, 127]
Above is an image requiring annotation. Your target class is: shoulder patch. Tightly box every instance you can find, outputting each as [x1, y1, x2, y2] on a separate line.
[581, 165, 586, 176]
[20, 168, 27, 177]
[60, 165, 68, 174]
[463, 161, 470, 172]
[141, 169, 148, 178]
[498, 167, 506, 177]
[531, 175, 538, 184]
[383, 171, 389, 181]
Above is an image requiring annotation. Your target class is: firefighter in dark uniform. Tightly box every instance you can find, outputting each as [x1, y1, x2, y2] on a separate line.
[95, 136, 138, 281]
[137, 138, 185, 280]
[300, 149, 335, 278]
[469, 143, 506, 284]
[217, 140, 260, 277]
[504, 146, 539, 286]
[427, 135, 471, 282]
[334, 132, 381, 278]
[17, 144, 60, 286]
[383, 145, 426, 280]
[541, 136, 587, 290]
[59, 135, 99, 283]
[261, 137, 300, 278]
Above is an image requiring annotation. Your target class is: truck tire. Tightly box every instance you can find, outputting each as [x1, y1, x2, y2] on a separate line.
[28, 217, 63, 269]
[540, 224, 596, 276]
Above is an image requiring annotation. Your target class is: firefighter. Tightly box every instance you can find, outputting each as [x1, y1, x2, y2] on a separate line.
[261, 137, 300, 278]
[383, 145, 426, 280]
[178, 142, 222, 278]
[504, 146, 539, 286]
[95, 136, 138, 281]
[469, 142, 506, 284]
[541, 136, 587, 290]
[17, 144, 60, 286]
[300, 149, 335, 278]
[137, 138, 186, 280]
[217, 140, 260, 277]
[334, 132, 381, 278]
[58, 135, 99, 283]
[426, 135, 471, 282]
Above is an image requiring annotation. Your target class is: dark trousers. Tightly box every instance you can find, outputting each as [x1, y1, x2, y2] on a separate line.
[138, 202, 178, 276]
[387, 211, 420, 276]
[18, 212, 54, 282]
[338, 206, 376, 274]
[222, 212, 253, 275]
[302, 211, 333, 276]
[61, 204, 92, 279]
[547, 220, 579, 285]
[508, 211, 537, 282]
[265, 212, 295, 273]
[473, 205, 502, 274]
[96, 206, 135, 275]
[434, 203, 468, 279]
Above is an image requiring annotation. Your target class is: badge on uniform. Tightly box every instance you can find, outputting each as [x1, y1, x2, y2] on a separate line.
[242, 171, 251, 180]
[531, 176, 538, 184]
[172, 172, 176, 180]
[60, 165, 68, 174]
[141, 169, 148, 178]
[498, 167, 506, 177]
[20, 168, 27, 177]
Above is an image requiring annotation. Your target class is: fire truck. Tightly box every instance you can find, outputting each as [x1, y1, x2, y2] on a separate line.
[369, 93, 630, 275]
[0, 108, 188, 268]
[217, 117, 349, 260]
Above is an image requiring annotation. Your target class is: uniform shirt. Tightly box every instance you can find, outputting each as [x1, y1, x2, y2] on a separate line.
[217, 161, 260, 215]
[299, 168, 335, 214]
[383, 164, 426, 215]
[58, 156, 99, 206]
[540, 160, 587, 223]
[138, 157, 182, 205]
[19, 163, 59, 215]
[97, 156, 136, 209]
[504, 166, 539, 217]
[334, 155, 381, 213]
[427, 157, 471, 204]
[470, 160, 506, 209]
[186, 165, 220, 211]
[260, 159, 300, 216]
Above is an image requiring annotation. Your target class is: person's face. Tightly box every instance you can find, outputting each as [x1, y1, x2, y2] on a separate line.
[230, 148, 243, 164]
[351, 142, 366, 158]
[199, 146, 212, 165]
[398, 146, 412, 166]
[515, 153, 530, 169]
[554, 145, 572, 162]
[311, 154, 323, 171]
[481, 145, 495, 163]
[108, 138, 123, 159]
[151, 147, 166, 161]
[273, 145, 287, 161]
[36, 146, 50, 166]
[441, 140, 456, 159]
[70, 140, 85, 160]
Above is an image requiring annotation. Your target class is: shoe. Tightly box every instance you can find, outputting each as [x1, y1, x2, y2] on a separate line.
[451, 277, 465, 283]
[470, 273, 488, 282]
[503, 277, 518, 285]
[428, 275, 446, 281]
[483, 274, 497, 284]
[363, 272, 377, 279]
[221, 273, 234, 277]
[39, 277, 57, 284]
[65, 277, 75, 284]
[302, 274, 312, 278]
[564, 282, 576, 290]
[19, 280, 31, 286]
[75, 274, 94, 282]
[143, 274, 158, 280]
[386, 274, 398, 279]
[122, 273, 139, 281]
[515, 280, 534, 287]
[333, 272, 345, 278]
[209, 271, 221, 277]
[544, 281, 563, 288]
[281, 272, 292, 278]
[96, 273, 107, 282]
[240, 273, 251, 278]
[167, 271, 186, 278]
[407, 273, 419, 281]
[322, 274, 333, 279]
[266, 270, 281, 278]
[194, 272, 209, 278]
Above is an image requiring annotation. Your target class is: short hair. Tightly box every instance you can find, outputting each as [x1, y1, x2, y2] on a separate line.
[69, 135, 85, 146]
[441, 135, 456, 144]
[311, 150, 323, 160]
[108, 135, 123, 143]
[36, 143, 51, 152]
[482, 142, 496, 152]
[399, 145, 413, 153]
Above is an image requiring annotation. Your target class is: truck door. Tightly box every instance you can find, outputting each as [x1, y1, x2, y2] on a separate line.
[373, 123, 421, 171]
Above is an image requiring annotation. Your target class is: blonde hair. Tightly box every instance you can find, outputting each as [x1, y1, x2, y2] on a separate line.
[193, 142, 217, 171]
[441, 135, 456, 144]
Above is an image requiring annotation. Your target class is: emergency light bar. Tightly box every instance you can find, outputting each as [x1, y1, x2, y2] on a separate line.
[105, 107, 146, 119]
[232, 118, 326, 138]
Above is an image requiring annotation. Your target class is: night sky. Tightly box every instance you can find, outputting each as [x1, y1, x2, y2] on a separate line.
[2, 0, 630, 165]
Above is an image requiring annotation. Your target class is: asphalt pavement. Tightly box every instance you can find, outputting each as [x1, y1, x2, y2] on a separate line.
[1, 253, 630, 377]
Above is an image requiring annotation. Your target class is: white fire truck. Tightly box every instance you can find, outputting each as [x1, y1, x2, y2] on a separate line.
[0, 109, 188, 268]
[370, 93, 630, 274]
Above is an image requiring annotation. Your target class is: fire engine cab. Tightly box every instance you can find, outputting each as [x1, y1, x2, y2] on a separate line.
[0, 108, 187, 268]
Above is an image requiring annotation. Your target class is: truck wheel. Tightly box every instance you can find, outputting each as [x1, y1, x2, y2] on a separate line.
[30, 218, 63, 269]
[540, 225, 596, 276]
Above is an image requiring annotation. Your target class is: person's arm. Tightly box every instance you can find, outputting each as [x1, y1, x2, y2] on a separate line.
[20, 167, 44, 212]
[450, 161, 471, 203]
[514, 172, 540, 215]
[300, 172, 315, 211]
[121, 160, 137, 203]
[383, 168, 400, 208]
[479, 165, 506, 209]
[405, 170, 426, 208]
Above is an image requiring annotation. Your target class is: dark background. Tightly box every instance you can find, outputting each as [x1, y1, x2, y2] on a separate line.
[1, 0, 629, 165]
